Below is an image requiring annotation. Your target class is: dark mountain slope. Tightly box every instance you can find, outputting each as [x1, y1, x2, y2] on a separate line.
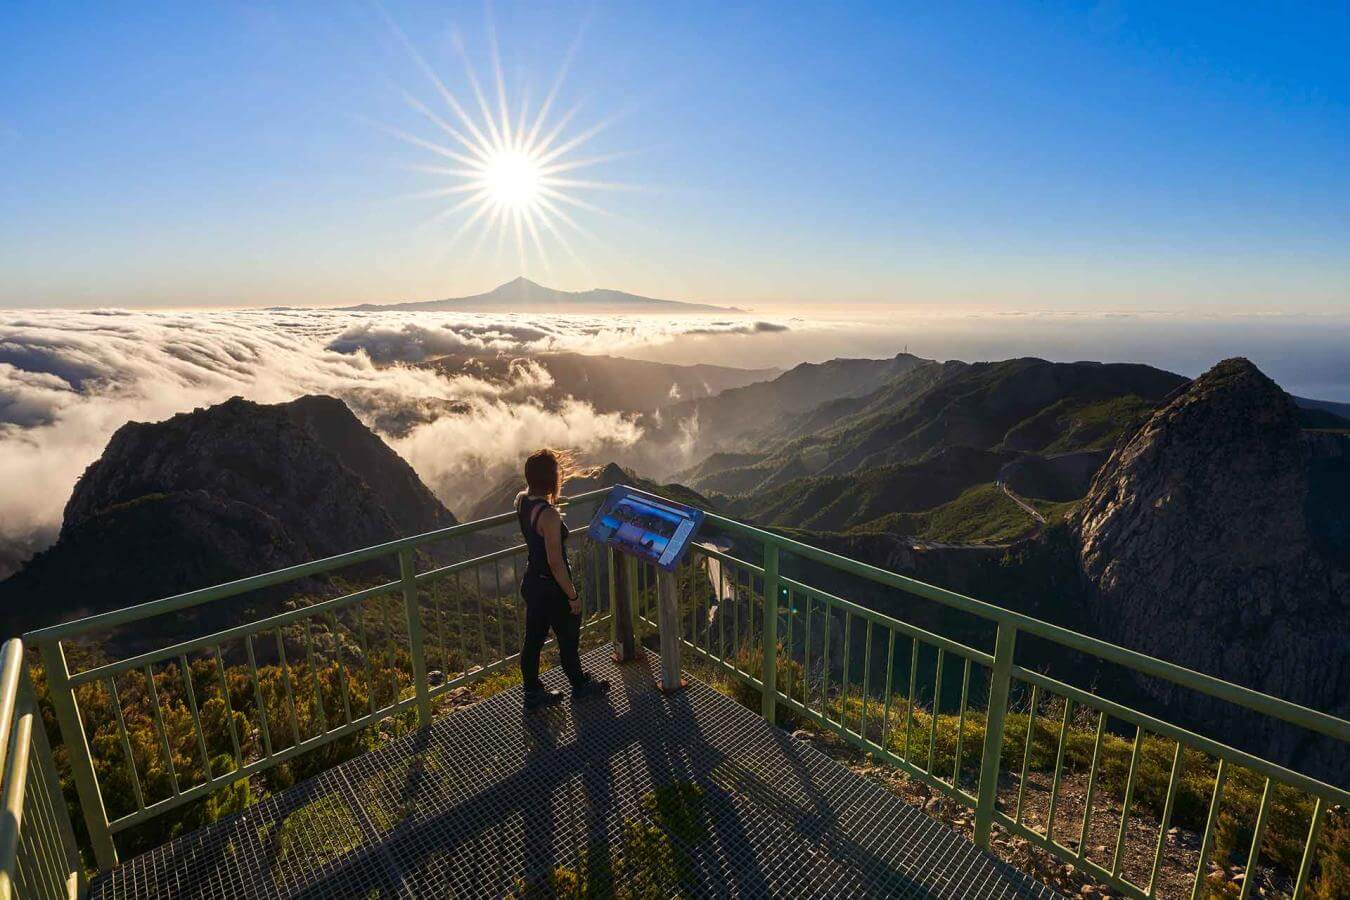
[3, 396, 457, 638]
[721, 446, 1012, 532]
[1073, 358, 1350, 776]
[648, 353, 931, 462]
[807, 358, 1185, 475]
[424, 351, 776, 414]
[695, 359, 1183, 534]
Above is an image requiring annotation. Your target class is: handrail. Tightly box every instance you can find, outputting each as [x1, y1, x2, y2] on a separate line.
[697, 505, 1350, 744]
[25, 489, 610, 644]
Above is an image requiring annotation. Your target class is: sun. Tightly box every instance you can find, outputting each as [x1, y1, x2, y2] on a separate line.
[378, 16, 631, 274]
[479, 149, 544, 211]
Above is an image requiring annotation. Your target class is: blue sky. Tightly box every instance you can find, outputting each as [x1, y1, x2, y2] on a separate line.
[1, 2, 1347, 312]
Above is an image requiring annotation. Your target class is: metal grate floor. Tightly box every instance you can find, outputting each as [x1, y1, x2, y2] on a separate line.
[91, 648, 1060, 899]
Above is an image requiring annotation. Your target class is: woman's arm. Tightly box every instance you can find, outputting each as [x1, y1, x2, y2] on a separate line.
[538, 507, 581, 613]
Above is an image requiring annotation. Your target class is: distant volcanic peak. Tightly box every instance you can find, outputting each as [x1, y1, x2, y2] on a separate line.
[344, 278, 742, 314]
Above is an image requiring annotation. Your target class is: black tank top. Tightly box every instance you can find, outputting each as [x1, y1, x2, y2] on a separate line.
[518, 495, 570, 582]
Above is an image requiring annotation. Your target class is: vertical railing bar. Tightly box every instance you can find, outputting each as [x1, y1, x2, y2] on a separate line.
[1189, 758, 1228, 900]
[327, 612, 354, 728]
[1015, 683, 1040, 824]
[26, 672, 86, 890]
[927, 648, 944, 774]
[437, 571, 450, 677]
[738, 563, 746, 664]
[607, 546, 617, 646]
[1111, 724, 1145, 877]
[143, 664, 180, 797]
[211, 645, 242, 770]
[354, 610, 378, 718]
[861, 619, 874, 742]
[763, 543, 781, 721]
[179, 653, 212, 783]
[18, 741, 59, 894]
[785, 584, 795, 695]
[730, 564, 739, 670]
[24, 745, 65, 892]
[1146, 741, 1185, 897]
[274, 629, 302, 746]
[494, 558, 507, 662]
[718, 559, 727, 663]
[974, 623, 1016, 846]
[953, 657, 971, 786]
[821, 601, 832, 721]
[302, 617, 327, 734]
[1077, 710, 1107, 858]
[243, 634, 273, 759]
[474, 566, 488, 672]
[382, 592, 398, 705]
[1237, 778, 1273, 900]
[904, 637, 918, 762]
[454, 570, 468, 679]
[802, 592, 812, 707]
[105, 676, 145, 811]
[512, 553, 524, 658]
[399, 548, 431, 726]
[1291, 797, 1325, 900]
[1045, 697, 1074, 844]
[840, 612, 852, 734]
[880, 628, 896, 753]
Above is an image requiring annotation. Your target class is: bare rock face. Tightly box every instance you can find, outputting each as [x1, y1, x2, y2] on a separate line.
[1072, 358, 1349, 776]
[3, 395, 457, 639]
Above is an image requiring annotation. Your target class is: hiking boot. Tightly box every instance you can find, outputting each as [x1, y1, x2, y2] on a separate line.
[523, 687, 564, 710]
[571, 675, 611, 699]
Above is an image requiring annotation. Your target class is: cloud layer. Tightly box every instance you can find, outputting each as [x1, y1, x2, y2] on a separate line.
[0, 307, 787, 562]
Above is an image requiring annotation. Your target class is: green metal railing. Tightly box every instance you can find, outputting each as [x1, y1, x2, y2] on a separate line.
[10, 484, 1350, 900]
[20, 489, 612, 878]
[0, 639, 85, 900]
[615, 490, 1347, 900]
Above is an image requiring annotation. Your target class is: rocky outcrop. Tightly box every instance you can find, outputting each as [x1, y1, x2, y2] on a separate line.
[1072, 358, 1349, 778]
[2, 396, 457, 639]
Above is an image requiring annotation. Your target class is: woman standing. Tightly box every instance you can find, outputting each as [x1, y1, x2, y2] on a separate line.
[516, 448, 610, 709]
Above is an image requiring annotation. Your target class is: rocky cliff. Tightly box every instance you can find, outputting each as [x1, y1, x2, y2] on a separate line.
[1, 395, 457, 639]
[1072, 358, 1349, 777]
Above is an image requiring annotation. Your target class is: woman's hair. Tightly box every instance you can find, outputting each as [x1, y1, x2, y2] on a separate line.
[523, 448, 570, 502]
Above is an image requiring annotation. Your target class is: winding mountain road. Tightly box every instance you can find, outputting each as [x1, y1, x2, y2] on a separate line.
[996, 461, 1046, 535]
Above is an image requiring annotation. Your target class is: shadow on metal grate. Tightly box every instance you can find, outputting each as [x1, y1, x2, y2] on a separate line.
[91, 647, 1061, 899]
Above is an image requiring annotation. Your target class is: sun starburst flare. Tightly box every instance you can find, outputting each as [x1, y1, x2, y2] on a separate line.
[380, 13, 633, 276]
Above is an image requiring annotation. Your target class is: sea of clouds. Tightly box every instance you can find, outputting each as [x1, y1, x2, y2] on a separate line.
[0, 307, 788, 567]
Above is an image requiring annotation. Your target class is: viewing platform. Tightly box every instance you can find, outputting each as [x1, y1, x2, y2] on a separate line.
[88, 649, 1054, 899]
[1, 486, 1345, 899]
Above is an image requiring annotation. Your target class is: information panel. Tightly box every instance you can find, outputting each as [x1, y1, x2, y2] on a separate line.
[587, 485, 705, 572]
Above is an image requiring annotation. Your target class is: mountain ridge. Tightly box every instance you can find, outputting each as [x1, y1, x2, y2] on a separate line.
[343, 276, 742, 314]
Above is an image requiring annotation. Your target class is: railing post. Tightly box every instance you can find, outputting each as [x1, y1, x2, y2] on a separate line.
[607, 545, 618, 646]
[655, 570, 685, 692]
[761, 543, 780, 723]
[37, 640, 118, 871]
[611, 550, 638, 662]
[974, 623, 1016, 846]
[398, 550, 432, 727]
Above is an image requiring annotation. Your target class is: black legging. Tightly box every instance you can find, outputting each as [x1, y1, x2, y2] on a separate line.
[520, 573, 584, 691]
